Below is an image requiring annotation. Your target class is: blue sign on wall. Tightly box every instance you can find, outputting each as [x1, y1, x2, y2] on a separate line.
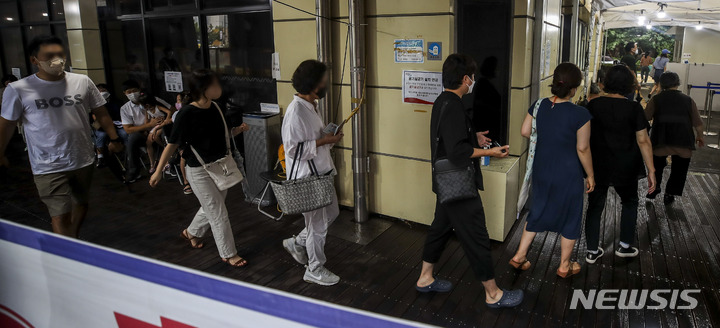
[427, 42, 442, 61]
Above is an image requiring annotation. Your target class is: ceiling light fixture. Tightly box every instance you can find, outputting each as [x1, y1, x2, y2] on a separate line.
[657, 4, 667, 18]
[638, 10, 646, 25]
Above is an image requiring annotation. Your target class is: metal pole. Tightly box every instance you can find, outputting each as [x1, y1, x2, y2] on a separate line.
[705, 88, 714, 135]
[348, 0, 368, 223]
[707, 90, 718, 137]
[705, 91, 720, 149]
[316, 0, 332, 125]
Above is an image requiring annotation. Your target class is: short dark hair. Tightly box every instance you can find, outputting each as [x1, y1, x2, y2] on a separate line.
[550, 63, 583, 98]
[2, 74, 18, 84]
[27, 35, 64, 57]
[291, 60, 327, 95]
[188, 69, 220, 102]
[624, 42, 636, 53]
[95, 83, 109, 90]
[442, 54, 477, 89]
[121, 79, 140, 91]
[659, 72, 680, 90]
[602, 65, 636, 95]
[137, 90, 158, 106]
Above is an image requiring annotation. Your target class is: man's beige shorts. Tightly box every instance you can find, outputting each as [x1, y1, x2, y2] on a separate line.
[33, 164, 94, 217]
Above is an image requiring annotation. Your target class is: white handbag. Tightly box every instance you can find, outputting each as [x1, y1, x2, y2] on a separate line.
[517, 98, 544, 215]
[189, 102, 243, 191]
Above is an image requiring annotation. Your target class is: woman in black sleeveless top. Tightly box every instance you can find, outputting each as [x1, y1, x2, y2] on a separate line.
[645, 72, 705, 203]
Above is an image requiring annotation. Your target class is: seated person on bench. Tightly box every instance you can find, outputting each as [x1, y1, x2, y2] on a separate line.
[138, 91, 175, 174]
[120, 80, 169, 183]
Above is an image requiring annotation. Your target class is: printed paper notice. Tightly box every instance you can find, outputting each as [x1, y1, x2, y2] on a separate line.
[272, 52, 281, 80]
[395, 39, 424, 63]
[11, 68, 21, 80]
[402, 70, 442, 105]
[164, 71, 183, 92]
[260, 103, 280, 113]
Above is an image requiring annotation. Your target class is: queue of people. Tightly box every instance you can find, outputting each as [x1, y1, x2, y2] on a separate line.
[0, 34, 707, 309]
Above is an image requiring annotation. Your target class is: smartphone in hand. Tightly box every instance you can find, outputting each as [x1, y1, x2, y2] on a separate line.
[492, 141, 507, 153]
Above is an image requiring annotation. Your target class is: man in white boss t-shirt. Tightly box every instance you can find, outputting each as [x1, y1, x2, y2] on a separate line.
[0, 35, 123, 238]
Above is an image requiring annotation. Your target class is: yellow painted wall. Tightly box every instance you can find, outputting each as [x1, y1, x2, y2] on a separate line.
[272, 0, 566, 240]
[273, 0, 454, 227]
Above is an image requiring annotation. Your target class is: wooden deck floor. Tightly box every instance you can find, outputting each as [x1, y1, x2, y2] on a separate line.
[1, 136, 720, 328]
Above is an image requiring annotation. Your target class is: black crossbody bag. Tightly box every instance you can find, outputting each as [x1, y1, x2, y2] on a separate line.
[432, 101, 478, 204]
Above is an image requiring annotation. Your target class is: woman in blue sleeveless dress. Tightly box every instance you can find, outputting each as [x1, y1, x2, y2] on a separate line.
[509, 63, 595, 278]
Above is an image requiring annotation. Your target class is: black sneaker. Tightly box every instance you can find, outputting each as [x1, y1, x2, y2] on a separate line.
[586, 248, 605, 264]
[663, 194, 675, 203]
[96, 157, 106, 168]
[615, 246, 639, 258]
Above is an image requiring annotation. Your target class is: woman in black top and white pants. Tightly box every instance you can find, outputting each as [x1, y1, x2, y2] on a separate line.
[150, 69, 249, 267]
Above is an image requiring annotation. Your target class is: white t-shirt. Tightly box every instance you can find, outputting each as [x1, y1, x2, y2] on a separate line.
[1, 73, 106, 175]
[120, 101, 146, 126]
[120, 97, 172, 126]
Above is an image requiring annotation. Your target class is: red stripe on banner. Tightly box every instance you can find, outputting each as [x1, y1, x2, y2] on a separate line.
[0, 304, 35, 328]
[114, 312, 196, 328]
[403, 97, 434, 105]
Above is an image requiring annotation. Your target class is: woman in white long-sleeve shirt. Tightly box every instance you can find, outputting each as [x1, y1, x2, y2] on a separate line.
[281, 60, 344, 286]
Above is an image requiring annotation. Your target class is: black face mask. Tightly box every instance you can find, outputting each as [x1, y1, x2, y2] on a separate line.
[315, 86, 327, 99]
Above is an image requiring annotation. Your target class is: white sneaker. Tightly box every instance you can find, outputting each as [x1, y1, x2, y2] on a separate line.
[282, 237, 308, 265]
[303, 266, 340, 286]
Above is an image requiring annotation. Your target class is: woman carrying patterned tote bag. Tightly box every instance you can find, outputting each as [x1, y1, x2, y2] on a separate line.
[279, 60, 344, 287]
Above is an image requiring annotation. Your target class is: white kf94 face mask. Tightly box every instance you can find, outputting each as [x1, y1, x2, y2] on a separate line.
[37, 57, 66, 76]
[466, 78, 476, 94]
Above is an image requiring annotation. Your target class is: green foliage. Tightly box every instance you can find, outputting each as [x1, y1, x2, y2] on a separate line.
[605, 26, 675, 59]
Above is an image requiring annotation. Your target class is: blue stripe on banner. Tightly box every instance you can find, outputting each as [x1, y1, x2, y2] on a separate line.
[0, 220, 426, 328]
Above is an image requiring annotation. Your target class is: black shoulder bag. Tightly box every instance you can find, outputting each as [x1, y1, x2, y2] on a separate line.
[432, 101, 479, 204]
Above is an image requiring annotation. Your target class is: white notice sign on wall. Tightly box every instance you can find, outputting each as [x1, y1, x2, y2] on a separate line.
[11, 68, 21, 80]
[395, 39, 425, 63]
[272, 53, 281, 80]
[164, 71, 183, 92]
[402, 70, 442, 105]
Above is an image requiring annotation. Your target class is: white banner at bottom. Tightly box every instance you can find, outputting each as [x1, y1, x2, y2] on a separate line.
[0, 219, 434, 328]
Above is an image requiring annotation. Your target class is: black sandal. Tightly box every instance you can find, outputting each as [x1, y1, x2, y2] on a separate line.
[222, 256, 248, 267]
[181, 229, 204, 249]
[183, 183, 193, 195]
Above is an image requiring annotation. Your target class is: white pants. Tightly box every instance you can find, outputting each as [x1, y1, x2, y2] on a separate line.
[294, 193, 339, 271]
[186, 165, 237, 259]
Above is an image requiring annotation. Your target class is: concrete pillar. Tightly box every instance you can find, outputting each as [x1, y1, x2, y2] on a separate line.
[63, 0, 105, 83]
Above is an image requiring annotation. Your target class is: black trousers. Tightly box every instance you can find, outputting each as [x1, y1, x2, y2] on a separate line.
[125, 132, 146, 178]
[654, 155, 691, 196]
[422, 196, 494, 281]
[585, 180, 639, 251]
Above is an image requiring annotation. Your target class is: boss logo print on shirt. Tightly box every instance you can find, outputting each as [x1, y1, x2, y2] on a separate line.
[35, 94, 84, 109]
